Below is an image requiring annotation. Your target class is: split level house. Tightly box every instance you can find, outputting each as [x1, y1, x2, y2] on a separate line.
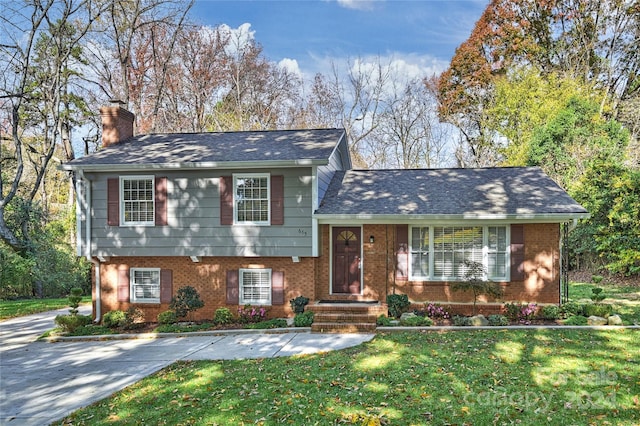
[63, 103, 589, 331]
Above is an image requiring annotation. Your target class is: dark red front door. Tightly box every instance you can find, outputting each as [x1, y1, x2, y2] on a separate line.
[332, 227, 361, 294]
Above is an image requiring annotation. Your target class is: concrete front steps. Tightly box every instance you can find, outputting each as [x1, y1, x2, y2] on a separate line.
[308, 302, 387, 333]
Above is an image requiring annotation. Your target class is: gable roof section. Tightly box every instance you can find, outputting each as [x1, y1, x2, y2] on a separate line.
[63, 128, 346, 171]
[315, 167, 589, 223]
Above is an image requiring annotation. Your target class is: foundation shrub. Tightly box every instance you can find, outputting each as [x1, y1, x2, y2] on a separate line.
[386, 294, 410, 318]
[487, 314, 509, 326]
[54, 314, 92, 333]
[103, 310, 126, 328]
[170, 286, 204, 320]
[400, 316, 433, 326]
[124, 306, 145, 330]
[157, 310, 178, 325]
[294, 311, 314, 327]
[213, 307, 234, 325]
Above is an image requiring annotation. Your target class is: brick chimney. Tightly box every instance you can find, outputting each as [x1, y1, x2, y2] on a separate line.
[100, 100, 135, 147]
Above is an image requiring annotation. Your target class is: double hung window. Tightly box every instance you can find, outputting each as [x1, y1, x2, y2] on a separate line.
[239, 269, 272, 305]
[130, 268, 160, 303]
[234, 174, 270, 224]
[121, 176, 155, 225]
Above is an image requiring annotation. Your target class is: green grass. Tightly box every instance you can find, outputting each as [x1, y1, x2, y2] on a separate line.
[56, 329, 640, 425]
[0, 297, 90, 321]
[569, 282, 640, 324]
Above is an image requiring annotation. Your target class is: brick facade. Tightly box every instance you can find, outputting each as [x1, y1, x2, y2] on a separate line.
[313, 223, 561, 312]
[95, 256, 315, 322]
[94, 223, 561, 321]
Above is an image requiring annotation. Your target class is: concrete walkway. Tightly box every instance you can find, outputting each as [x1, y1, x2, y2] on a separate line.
[0, 308, 374, 426]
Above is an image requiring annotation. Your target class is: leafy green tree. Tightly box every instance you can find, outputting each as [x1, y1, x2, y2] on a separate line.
[488, 67, 601, 165]
[526, 96, 629, 191]
[572, 162, 640, 276]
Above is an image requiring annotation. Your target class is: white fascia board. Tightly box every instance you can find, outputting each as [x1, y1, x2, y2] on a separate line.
[62, 158, 328, 172]
[314, 212, 590, 225]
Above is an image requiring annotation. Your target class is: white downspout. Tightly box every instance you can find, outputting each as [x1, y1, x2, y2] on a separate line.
[78, 170, 101, 323]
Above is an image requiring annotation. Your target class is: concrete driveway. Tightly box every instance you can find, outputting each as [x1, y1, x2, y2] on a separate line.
[0, 307, 374, 426]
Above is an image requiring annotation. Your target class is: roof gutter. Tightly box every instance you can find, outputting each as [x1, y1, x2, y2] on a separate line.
[61, 158, 329, 172]
[314, 212, 590, 224]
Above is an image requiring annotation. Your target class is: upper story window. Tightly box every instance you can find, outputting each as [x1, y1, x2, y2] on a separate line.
[121, 176, 155, 225]
[234, 174, 270, 225]
[130, 268, 160, 303]
[409, 225, 509, 281]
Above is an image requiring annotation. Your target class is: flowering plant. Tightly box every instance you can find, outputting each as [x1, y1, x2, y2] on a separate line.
[505, 302, 537, 324]
[518, 303, 537, 324]
[238, 304, 267, 323]
[425, 303, 450, 320]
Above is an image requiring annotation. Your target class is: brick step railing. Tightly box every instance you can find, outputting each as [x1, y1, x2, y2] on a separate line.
[307, 302, 387, 333]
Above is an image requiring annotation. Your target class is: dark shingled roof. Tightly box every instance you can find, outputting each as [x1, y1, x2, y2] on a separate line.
[315, 168, 588, 218]
[64, 128, 345, 168]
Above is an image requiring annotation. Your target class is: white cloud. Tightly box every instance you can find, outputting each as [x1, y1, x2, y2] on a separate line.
[336, 0, 379, 11]
[305, 52, 448, 83]
[278, 58, 302, 77]
[217, 22, 256, 54]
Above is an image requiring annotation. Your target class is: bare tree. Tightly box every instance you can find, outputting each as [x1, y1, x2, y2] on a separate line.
[83, 0, 193, 134]
[366, 78, 448, 169]
[213, 27, 303, 132]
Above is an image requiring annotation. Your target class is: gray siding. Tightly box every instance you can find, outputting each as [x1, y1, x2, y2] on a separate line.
[88, 168, 314, 257]
[317, 135, 350, 204]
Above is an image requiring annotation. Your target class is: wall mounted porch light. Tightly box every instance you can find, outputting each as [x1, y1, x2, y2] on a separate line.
[369, 235, 375, 243]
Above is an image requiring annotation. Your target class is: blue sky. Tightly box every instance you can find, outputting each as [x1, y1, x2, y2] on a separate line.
[190, 0, 488, 77]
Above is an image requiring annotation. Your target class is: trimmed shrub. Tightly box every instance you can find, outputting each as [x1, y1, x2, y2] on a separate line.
[487, 314, 509, 326]
[170, 286, 204, 320]
[103, 310, 126, 328]
[67, 288, 83, 315]
[539, 305, 560, 320]
[387, 294, 410, 318]
[400, 316, 433, 326]
[452, 315, 471, 326]
[564, 315, 588, 326]
[294, 311, 314, 327]
[590, 287, 606, 302]
[55, 314, 92, 333]
[376, 315, 392, 326]
[158, 310, 178, 325]
[584, 303, 612, 318]
[213, 307, 234, 325]
[124, 306, 145, 330]
[560, 301, 586, 318]
[289, 296, 310, 314]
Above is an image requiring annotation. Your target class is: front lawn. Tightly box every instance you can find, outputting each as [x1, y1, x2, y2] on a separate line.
[57, 328, 639, 425]
[0, 297, 90, 321]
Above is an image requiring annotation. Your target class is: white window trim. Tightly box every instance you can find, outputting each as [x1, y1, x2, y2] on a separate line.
[130, 267, 160, 304]
[120, 175, 155, 226]
[232, 173, 271, 226]
[408, 225, 510, 282]
[239, 268, 272, 305]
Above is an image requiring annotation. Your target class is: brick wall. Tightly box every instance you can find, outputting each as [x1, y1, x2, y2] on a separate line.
[97, 256, 316, 322]
[314, 223, 561, 311]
